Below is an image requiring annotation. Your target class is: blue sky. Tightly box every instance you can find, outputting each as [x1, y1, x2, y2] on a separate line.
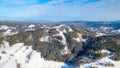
[0, 0, 120, 21]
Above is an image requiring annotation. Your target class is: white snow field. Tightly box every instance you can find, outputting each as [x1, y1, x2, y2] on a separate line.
[1, 42, 120, 68]
[0, 42, 68, 68]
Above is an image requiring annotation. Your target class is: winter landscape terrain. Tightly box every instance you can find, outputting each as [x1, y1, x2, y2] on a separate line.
[0, 21, 120, 68]
[0, 0, 120, 67]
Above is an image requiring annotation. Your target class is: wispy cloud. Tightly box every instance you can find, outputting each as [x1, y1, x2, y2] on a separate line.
[51, 0, 101, 5]
[0, 0, 120, 21]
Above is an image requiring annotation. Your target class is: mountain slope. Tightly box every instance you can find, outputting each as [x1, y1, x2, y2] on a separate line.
[0, 23, 120, 68]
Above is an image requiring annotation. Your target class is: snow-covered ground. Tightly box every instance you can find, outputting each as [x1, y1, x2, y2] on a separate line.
[80, 56, 120, 68]
[79, 49, 120, 68]
[25, 28, 35, 31]
[1, 43, 119, 68]
[40, 36, 49, 42]
[28, 25, 35, 28]
[0, 42, 78, 68]
[0, 25, 16, 30]
[96, 32, 106, 36]
[0, 25, 17, 36]
[73, 33, 86, 42]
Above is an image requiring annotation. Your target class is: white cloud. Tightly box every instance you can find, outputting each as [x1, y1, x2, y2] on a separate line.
[0, 0, 120, 21]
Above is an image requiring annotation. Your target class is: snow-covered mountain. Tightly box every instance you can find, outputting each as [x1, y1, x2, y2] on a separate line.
[0, 23, 93, 68]
[0, 21, 120, 68]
